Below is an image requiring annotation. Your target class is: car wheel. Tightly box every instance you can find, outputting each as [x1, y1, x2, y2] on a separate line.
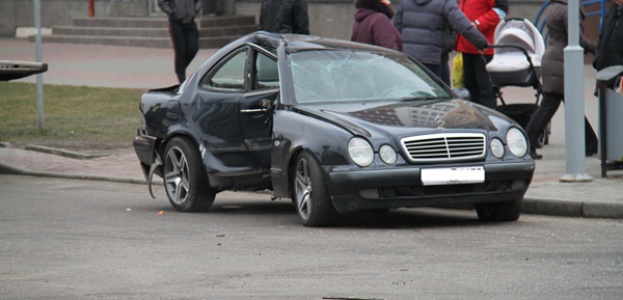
[292, 152, 340, 227]
[163, 137, 216, 212]
[476, 198, 522, 222]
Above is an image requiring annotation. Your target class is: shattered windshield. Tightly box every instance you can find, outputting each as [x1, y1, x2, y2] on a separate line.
[289, 50, 451, 104]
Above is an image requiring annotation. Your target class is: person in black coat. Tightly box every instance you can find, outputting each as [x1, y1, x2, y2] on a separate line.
[158, 0, 202, 83]
[593, 0, 623, 72]
[259, 0, 310, 34]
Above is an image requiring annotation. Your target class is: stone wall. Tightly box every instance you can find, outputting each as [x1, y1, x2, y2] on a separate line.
[0, 0, 150, 36]
[0, 0, 602, 42]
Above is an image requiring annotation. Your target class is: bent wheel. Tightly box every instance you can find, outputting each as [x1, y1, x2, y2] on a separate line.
[163, 137, 216, 212]
[476, 198, 522, 222]
[292, 152, 340, 227]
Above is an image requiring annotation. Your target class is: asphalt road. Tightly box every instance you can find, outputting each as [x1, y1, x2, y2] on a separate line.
[1, 175, 622, 299]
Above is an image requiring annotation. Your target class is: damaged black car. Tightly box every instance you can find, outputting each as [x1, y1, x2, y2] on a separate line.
[133, 31, 535, 227]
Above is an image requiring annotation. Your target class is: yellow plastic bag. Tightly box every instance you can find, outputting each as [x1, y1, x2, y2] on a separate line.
[452, 52, 464, 88]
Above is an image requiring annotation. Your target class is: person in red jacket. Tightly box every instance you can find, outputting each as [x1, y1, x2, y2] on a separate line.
[351, 0, 403, 51]
[456, 0, 508, 108]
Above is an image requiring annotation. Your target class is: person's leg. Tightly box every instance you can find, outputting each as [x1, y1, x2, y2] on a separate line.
[474, 54, 495, 108]
[555, 98, 599, 155]
[462, 53, 478, 104]
[183, 22, 199, 74]
[524, 92, 563, 158]
[440, 51, 450, 86]
[584, 117, 598, 155]
[168, 20, 187, 83]
[422, 63, 443, 81]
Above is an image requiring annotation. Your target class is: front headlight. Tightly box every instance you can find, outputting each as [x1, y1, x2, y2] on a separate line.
[348, 137, 374, 167]
[506, 127, 528, 157]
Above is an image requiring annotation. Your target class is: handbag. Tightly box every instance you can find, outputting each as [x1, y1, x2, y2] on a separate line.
[452, 52, 464, 88]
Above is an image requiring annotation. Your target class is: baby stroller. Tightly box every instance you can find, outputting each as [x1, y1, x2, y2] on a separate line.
[486, 18, 550, 147]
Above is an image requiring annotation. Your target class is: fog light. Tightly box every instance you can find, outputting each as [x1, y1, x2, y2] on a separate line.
[379, 144, 397, 164]
[490, 138, 505, 158]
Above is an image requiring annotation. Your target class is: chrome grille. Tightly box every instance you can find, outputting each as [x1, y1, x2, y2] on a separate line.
[401, 133, 486, 162]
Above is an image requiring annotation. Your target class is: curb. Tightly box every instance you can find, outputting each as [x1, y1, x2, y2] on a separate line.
[24, 144, 121, 159]
[0, 161, 154, 186]
[523, 198, 623, 219]
[3, 158, 622, 219]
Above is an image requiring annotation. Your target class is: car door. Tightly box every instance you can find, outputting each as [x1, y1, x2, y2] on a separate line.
[194, 47, 250, 168]
[194, 45, 275, 178]
[239, 46, 279, 168]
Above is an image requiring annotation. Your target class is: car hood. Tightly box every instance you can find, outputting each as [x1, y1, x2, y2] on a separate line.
[296, 98, 509, 138]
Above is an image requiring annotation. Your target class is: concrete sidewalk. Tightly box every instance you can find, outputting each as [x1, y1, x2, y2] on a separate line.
[1, 38, 623, 219]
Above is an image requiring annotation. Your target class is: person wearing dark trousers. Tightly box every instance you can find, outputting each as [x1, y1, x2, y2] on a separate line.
[462, 52, 493, 105]
[158, 0, 201, 83]
[456, 0, 508, 109]
[393, 0, 488, 83]
[524, 0, 598, 159]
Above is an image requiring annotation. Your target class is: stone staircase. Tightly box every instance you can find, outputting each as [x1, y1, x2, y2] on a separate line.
[30, 15, 258, 49]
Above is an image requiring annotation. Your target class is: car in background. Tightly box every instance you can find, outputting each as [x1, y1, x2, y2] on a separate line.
[0, 60, 47, 81]
[133, 31, 535, 227]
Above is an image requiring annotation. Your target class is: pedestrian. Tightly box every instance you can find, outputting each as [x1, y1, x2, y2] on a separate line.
[456, 0, 508, 108]
[393, 0, 489, 84]
[158, 0, 202, 83]
[351, 0, 403, 51]
[259, 0, 310, 34]
[440, 28, 457, 86]
[525, 0, 598, 159]
[592, 0, 623, 72]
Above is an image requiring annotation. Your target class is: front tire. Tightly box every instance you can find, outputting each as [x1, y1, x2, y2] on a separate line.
[163, 137, 216, 212]
[292, 152, 340, 227]
[476, 198, 522, 222]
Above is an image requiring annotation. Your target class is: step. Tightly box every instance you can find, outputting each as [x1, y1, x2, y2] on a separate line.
[199, 15, 256, 27]
[33, 15, 258, 49]
[73, 15, 256, 28]
[73, 17, 169, 28]
[52, 24, 257, 39]
[33, 34, 243, 49]
[52, 26, 169, 38]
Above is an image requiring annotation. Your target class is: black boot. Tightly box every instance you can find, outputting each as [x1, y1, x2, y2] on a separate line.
[530, 148, 542, 160]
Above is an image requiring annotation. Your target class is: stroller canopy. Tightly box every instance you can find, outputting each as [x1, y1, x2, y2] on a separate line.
[486, 18, 545, 88]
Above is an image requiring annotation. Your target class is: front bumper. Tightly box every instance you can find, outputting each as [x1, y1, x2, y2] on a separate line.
[326, 161, 535, 214]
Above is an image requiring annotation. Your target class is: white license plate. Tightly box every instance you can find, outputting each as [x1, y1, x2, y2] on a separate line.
[421, 166, 485, 186]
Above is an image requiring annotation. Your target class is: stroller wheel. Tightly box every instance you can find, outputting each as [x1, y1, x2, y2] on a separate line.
[535, 128, 548, 148]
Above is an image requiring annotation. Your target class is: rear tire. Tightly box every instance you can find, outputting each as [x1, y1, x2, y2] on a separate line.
[292, 152, 341, 227]
[163, 137, 216, 212]
[476, 198, 522, 222]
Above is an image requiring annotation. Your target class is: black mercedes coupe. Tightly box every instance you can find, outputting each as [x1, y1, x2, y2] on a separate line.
[133, 31, 535, 227]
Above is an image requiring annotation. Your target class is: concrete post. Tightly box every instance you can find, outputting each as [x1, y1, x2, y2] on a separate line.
[560, 0, 592, 182]
[34, 0, 44, 129]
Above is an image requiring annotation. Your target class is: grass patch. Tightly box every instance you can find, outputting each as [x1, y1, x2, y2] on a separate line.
[0, 82, 144, 150]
